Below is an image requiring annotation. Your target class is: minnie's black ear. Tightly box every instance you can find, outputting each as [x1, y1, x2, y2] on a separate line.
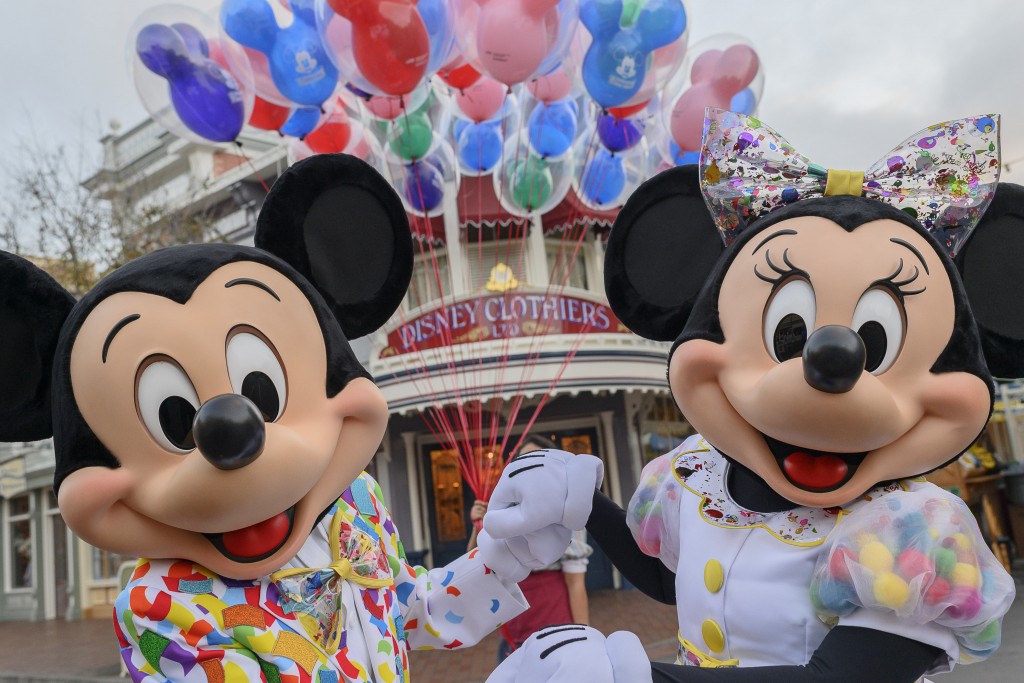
[604, 165, 724, 341]
[255, 154, 412, 339]
[956, 182, 1024, 379]
[0, 251, 75, 441]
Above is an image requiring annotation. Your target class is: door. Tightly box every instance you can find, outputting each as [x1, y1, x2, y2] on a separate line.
[543, 426, 614, 590]
[422, 446, 477, 568]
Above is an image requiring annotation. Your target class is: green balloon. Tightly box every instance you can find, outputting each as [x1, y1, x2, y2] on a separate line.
[390, 112, 433, 161]
[621, 0, 643, 28]
[511, 157, 553, 211]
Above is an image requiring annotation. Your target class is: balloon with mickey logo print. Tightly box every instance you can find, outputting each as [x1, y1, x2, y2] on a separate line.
[579, 0, 688, 109]
[480, 110, 1022, 682]
[220, 0, 339, 108]
[452, 0, 581, 88]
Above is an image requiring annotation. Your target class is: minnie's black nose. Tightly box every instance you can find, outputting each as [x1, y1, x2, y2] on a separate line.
[192, 394, 265, 470]
[802, 325, 866, 394]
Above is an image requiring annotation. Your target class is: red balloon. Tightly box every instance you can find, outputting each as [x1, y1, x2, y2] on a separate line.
[248, 96, 291, 131]
[305, 107, 352, 154]
[329, 0, 430, 96]
[607, 100, 651, 119]
[440, 63, 482, 91]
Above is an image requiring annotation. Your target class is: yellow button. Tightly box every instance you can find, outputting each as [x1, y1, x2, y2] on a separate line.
[702, 618, 725, 653]
[704, 559, 724, 593]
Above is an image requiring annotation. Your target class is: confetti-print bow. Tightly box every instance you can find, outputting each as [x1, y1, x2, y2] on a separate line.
[270, 512, 393, 653]
[699, 108, 1001, 257]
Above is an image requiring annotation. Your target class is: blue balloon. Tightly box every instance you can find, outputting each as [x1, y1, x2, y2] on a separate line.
[170, 22, 209, 58]
[404, 160, 445, 213]
[457, 122, 502, 173]
[730, 88, 757, 115]
[221, 0, 337, 107]
[417, 0, 454, 74]
[669, 141, 699, 166]
[279, 106, 321, 138]
[136, 23, 245, 142]
[580, 148, 626, 206]
[580, 0, 687, 108]
[597, 113, 645, 152]
[527, 101, 578, 158]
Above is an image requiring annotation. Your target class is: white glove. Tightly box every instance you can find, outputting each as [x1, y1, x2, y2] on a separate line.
[478, 449, 603, 581]
[485, 625, 652, 683]
[485, 449, 603, 537]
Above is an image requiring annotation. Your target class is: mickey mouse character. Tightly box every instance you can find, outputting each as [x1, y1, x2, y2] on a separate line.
[479, 110, 1021, 682]
[0, 155, 533, 682]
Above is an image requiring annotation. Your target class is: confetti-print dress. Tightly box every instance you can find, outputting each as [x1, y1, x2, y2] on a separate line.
[114, 473, 528, 682]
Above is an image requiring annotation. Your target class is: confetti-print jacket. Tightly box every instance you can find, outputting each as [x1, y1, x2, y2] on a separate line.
[114, 473, 528, 682]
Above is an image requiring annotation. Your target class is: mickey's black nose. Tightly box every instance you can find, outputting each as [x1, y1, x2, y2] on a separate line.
[802, 325, 866, 394]
[192, 394, 265, 470]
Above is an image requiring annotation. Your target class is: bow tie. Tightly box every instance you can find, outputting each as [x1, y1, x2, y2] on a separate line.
[270, 510, 393, 653]
[698, 108, 1000, 256]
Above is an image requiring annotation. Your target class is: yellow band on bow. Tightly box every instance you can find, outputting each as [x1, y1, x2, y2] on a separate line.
[269, 510, 394, 589]
[824, 169, 865, 197]
[677, 634, 740, 668]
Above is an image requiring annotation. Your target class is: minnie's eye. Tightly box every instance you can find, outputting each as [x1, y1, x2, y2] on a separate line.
[852, 289, 905, 374]
[226, 332, 286, 421]
[137, 360, 199, 453]
[763, 279, 816, 362]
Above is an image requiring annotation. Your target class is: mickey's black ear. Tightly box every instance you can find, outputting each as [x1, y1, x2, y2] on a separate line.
[604, 165, 724, 341]
[0, 251, 75, 441]
[255, 154, 413, 339]
[957, 182, 1024, 379]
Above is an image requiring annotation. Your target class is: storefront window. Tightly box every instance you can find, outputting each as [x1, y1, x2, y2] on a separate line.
[91, 546, 134, 582]
[6, 492, 33, 589]
[429, 449, 467, 543]
[546, 240, 588, 290]
[405, 251, 451, 311]
[641, 395, 694, 462]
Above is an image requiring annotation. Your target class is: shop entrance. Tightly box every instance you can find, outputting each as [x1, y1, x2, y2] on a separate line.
[421, 425, 614, 589]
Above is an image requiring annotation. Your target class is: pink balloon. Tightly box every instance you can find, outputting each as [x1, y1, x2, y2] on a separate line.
[690, 50, 722, 85]
[474, 0, 561, 86]
[365, 95, 407, 120]
[455, 75, 507, 122]
[713, 45, 760, 97]
[669, 82, 730, 151]
[526, 67, 572, 103]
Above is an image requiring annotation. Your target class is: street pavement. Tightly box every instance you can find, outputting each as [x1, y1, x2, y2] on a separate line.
[0, 578, 1020, 683]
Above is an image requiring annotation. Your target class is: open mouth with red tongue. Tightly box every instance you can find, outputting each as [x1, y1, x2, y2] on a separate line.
[763, 435, 867, 492]
[204, 505, 296, 563]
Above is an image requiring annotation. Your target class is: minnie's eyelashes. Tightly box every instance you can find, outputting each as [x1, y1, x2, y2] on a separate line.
[878, 258, 926, 298]
[754, 249, 810, 286]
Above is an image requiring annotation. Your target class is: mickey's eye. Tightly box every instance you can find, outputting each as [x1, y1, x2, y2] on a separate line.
[137, 360, 199, 453]
[852, 288, 904, 374]
[226, 331, 286, 421]
[763, 278, 815, 363]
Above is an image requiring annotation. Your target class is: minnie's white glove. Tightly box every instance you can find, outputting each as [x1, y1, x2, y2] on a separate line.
[485, 625, 652, 683]
[477, 449, 603, 582]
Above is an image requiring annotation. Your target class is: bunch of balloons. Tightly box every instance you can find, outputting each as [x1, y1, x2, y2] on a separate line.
[127, 1, 768, 218]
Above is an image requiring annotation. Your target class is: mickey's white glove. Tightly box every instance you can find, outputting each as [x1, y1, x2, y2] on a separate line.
[485, 625, 652, 683]
[477, 449, 603, 582]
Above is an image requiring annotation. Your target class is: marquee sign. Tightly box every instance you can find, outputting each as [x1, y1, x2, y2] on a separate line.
[382, 291, 631, 357]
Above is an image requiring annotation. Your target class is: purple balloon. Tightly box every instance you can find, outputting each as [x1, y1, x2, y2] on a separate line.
[597, 114, 645, 152]
[404, 160, 444, 213]
[136, 23, 245, 142]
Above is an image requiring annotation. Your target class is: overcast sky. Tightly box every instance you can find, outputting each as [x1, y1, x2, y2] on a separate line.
[1, 0, 1022, 181]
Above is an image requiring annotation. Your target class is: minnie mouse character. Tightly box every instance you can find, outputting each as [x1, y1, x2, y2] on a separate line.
[480, 110, 1021, 682]
[0, 154, 544, 682]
